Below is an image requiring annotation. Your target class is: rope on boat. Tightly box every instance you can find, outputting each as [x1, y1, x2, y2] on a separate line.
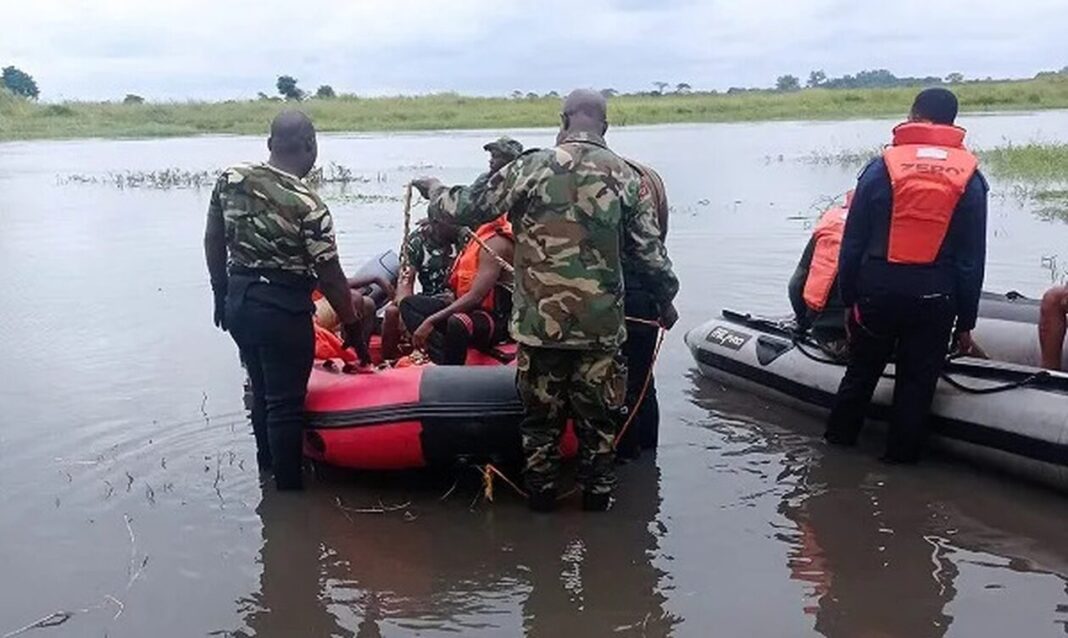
[395, 182, 415, 302]
[481, 325, 666, 504]
[459, 226, 515, 275]
[790, 328, 1051, 394]
[613, 327, 666, 449]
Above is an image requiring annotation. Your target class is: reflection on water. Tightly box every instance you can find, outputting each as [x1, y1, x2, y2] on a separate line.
[686, 368, 1068, 637]
[1, 114, 1067, 637]
[233, 460, 673, 638]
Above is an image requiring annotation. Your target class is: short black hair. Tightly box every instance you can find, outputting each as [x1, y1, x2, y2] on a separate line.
[911, 88, 959, 125]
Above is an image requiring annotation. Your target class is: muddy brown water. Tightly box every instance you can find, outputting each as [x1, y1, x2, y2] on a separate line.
[1, 114, 1067, 637]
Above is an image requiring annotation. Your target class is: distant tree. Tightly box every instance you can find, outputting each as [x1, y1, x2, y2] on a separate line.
[511, 89, 523, 99]
[315, 85, 336, 99]
[945, 72, 965, 84]
[2, 66, 39, 100]
[1060, 66, 1068, 75]
[652, 81, 670, 95]
[807, 70, 827, 88]
[776, 74, 801, 92]
[600, 88, 618, 98]
[257, 91, 271, 101]
[525, 91, 539, 100]
[675, 82, 692, 94]
[123, 94, 144, 104]
[546, 90, 560, 98]
[276, 75, 304, 101]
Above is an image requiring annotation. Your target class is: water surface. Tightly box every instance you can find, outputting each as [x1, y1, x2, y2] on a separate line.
[1, 113, 1067, 637]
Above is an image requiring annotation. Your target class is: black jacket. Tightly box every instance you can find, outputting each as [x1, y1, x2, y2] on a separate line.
[838, 156, 988, 331]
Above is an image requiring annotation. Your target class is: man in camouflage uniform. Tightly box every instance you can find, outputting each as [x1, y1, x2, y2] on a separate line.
[413, 90, 678, 512]
[404, 219, 461, 297]
[380, 216, 462, 359]
[205, 110, 366, 491]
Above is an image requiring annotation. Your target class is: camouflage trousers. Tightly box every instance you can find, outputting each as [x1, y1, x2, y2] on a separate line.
[516, 345, 627, 495]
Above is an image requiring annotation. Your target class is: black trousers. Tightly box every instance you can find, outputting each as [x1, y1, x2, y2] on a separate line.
[228, 292, 314, 490]
[399, 294, 508, 365]
[825, 293, 956, 462]
[616, 289, 661, 455]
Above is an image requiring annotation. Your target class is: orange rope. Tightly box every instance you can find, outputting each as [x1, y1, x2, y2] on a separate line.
[481, 324, 666, 503]
[613, 327, 666, 449]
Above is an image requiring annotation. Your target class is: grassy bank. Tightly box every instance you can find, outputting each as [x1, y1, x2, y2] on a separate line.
[3, 77, 1068, 141]
[803, 142, 1068, 184]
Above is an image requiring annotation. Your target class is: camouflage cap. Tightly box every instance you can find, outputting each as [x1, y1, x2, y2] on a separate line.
[483, 136, 524, 160]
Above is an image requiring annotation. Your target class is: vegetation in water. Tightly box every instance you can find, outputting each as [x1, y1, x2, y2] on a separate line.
[3, 74, 1068, 141]
[798, 142, 1068, 184]
[57, 162, 375, 190]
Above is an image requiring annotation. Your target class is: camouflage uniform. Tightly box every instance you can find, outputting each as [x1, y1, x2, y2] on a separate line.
[405, 222, 461, 296]
[428, 132, 678, 495]
[207, 162, 339, 489]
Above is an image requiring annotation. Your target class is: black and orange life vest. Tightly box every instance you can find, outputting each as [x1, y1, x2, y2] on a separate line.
[802, 191, 853, 312]
[881, 122, 979, 265]
[448, 216, 514, 311]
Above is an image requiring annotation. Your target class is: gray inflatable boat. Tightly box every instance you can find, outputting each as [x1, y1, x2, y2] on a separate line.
[685, 292, 1068, 492]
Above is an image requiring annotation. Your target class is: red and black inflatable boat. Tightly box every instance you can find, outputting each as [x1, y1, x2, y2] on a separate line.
[301, 250, 577, 471]
[304, 360, 578, 470]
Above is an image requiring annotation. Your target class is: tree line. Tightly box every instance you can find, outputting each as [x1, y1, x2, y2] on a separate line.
[4, 65, 1068, 104]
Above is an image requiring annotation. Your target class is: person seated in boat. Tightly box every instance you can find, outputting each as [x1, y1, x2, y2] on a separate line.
[399, 215, 515, 365]
[381, 216, 463, 359]
[383, 137, 524, 361]
[1039, 285, 1068, 370]
[312, 272, 393, 363]
[787, 191, 853, 343]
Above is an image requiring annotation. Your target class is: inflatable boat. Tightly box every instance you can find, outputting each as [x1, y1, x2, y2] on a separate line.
[302, 250, 577, 471]
[685, 292, 1068, 492]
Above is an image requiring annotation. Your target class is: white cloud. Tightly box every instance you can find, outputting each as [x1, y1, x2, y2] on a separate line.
[1, 0, 1065, 100]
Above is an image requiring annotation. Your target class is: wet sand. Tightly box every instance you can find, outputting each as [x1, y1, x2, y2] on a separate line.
[1, 114, 1066, 637]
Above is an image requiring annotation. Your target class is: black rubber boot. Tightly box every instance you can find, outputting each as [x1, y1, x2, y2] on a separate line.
[256, 450, 274, 473]
[824, 430, 858, 447]
[527, 489, 558, 513]
[582, 492, 612, 512]
[270, 426, 304, 491]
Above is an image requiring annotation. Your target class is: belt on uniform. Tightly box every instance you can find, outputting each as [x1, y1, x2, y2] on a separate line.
[229, 266, 316, 292]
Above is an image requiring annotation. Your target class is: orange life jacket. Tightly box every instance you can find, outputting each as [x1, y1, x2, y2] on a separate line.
[802, 191, 853, 312]
[448, 216, 514, 311]
[882, 122, 979, 264]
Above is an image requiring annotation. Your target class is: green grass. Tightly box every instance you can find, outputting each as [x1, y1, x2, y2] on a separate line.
[801, 141, 1068, 184]
[3, 76, 1068, 141]
[978, 143, 1068, 183]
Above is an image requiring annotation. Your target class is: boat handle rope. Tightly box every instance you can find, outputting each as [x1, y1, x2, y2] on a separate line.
[790, 330, 1051, 395]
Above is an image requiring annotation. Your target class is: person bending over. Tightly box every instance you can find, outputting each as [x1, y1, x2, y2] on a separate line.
[787, 191, 853, 344]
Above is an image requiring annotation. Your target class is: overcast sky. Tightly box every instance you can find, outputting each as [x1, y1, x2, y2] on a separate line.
[3, 0, 1067, 101]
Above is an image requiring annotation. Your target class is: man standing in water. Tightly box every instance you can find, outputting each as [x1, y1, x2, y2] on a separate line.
[825, 88, 988, 463]
[413, 90, 678, 511]
[615, 157, 670, 460]
[205, 110, 366, 490]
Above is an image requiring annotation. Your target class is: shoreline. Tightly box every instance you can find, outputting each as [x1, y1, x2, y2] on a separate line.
[3, 79, 1068, 142]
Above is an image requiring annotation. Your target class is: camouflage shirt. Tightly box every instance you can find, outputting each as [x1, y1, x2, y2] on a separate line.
[405, 222, 461, 296]
[428, 132, 678, 350]
[207, 162, 338, 277]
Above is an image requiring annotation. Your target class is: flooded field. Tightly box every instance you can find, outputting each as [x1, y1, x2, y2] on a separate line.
[1, 113, 1067, 637]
